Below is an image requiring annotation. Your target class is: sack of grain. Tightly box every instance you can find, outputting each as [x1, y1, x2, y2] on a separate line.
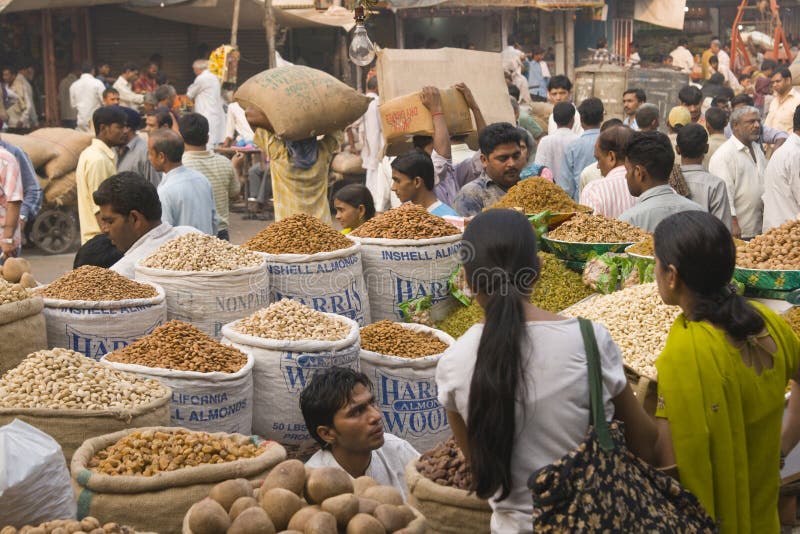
[243, 214, 370, 326]
[44, 171, 77, 206]
[349, 204, 462, 322]
[71, 427, 286, 534]
[359, 322, 454, 451]
[0, 348, 171, 463]
[331, 152, 364, 174]
[28, 128, 92, 179]
[405, 460, 492, 534]
[41, 282, 167, 361]
[235, 65, 371, 141]
[351, 234, 462, 322]
[1, 133, 59, 169]
[0, 296, 47, 375]
[379, 86, 474, 143]
[0, 420, 76, 528]
[102, 335, 255, 434]
[135, 234, 270, 339]
[221, 300, 361, 457]
[262, 245, 371, 327]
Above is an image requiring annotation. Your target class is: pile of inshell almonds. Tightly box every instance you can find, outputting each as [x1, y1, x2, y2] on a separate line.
[561, 283, 681, 380]
[350, 203, 460, 240]
[37, 266, 157, 301]
[243, 214, 354, 254]
[548, 213, 650, 243]
[234, 298, 351, 341]
[0, 278, 31, 305]
[1, 516, 135, 534]
[88, 428, 266, 476]
[361, 321, 449, 358]
[737, 219, 800, 270]
[491, 177, 592, 214]
[140, 233, 263, 272]
[417, 437, 473, 490]
[0, 348, 168, 410]
[105, 320, 247, 373]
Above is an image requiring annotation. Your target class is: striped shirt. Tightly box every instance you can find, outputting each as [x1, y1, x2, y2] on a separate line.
[182, 150, 239, 232]
[254, 129, 342, 224]
[579, 166, 636, 218]
[0, 147, 23, 248]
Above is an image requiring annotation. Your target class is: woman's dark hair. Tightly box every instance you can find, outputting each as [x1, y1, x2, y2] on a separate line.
[334, 184, 376, 221]
[653, 211, 764, 341]
[299, 367, 373, 449]
[461, 209, 539, 500]
[391, 149, 435, 191]
[597, 125, 633, 161]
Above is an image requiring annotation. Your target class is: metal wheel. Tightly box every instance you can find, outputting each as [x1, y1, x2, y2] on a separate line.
[30, 208, 80, 255]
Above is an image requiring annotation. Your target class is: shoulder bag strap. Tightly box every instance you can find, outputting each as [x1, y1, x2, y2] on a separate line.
[578, 317, 615, 452]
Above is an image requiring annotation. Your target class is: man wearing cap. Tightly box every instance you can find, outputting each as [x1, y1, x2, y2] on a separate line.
[667, 106, 691, 148]
[116, 106, 161, 188]
[709, 106, 767, 239]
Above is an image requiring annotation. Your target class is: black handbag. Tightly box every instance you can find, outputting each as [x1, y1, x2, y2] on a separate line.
[527, 318, 718, 533]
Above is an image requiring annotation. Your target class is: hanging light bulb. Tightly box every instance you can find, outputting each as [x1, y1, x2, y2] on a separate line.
[349, 5, 375, 66]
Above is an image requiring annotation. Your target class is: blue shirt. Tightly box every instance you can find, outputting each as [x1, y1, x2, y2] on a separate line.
[428, 200, 459, 218]
[559, 128, 600, 201]
[157, 165, 218, 235]
[453, 174, 509, 217]
[526, 60, 548, 98]
[0, 139, 42, 220]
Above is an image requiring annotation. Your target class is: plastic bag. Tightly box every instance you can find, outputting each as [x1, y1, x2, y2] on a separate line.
[582, 253, 619, 294]
[448, 267, 473, 307]
[0, 419, 76, 527]
[399, 295, 434, 327]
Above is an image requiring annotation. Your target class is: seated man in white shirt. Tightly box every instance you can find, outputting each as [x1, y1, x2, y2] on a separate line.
[92, 171, 198, 278]
[300, 367, 419, 498]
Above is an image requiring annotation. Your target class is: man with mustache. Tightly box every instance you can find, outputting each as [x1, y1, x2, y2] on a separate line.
[453, 122, 524, 217]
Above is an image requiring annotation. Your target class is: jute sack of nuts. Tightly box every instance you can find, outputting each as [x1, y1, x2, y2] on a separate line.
[135, 260, 270, 340]
[221, 315, 360, 458]
[0, 391, 170, 464]
[349, 234, 462, 322]
[261, 243, 371, 327]
[28, 128, 93, 179]
[360, 323, 454, 452]
[0, 133, 59, 169]
[235, 66, 371, 141]
[0, 296, 46, 375]
[405, 460, 492, 534]
[71, 427, 286, 534]
[100, 353, 256, 435]
[42, 282, 167, 361]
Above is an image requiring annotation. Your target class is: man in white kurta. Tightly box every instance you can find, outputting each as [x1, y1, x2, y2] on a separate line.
[359, 76, 386, 211]
[709, 106, 767, 239]
[70, 64, 106, 132]
[761, 111, 800, 232]
[187, 60, 226, 149]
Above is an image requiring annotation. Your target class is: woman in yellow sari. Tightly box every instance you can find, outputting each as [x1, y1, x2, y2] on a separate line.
[652, 211, 800, 533]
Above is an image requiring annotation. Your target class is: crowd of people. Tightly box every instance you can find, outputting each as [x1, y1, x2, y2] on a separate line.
[1, 38, 800, 533]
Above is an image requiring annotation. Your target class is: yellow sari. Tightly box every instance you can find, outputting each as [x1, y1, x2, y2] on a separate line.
[656, 302, 800, 534]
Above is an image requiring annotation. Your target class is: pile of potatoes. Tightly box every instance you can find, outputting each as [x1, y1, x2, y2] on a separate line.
[1, 257, 36, 288]
[186, 460, 425, 534]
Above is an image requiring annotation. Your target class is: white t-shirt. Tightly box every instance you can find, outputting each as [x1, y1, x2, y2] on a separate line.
[305, 433, 420, 498]
[110, 223, 199, 279]
[436, 318, 627, 534]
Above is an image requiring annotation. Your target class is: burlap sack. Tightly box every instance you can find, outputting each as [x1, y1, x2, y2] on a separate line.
[0, 296, 46, 375]
[405, 460, 491, 534]
[28, 128, 92, 179]
[379, 86, 474, 143]
[71, 427, 286, 534]
[44, 171, 77, 206]
[331, 152, 364, 174]
[0, 133, 59, 169]
[235, 66, 371, 141]
[0, 389, 170, 463]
